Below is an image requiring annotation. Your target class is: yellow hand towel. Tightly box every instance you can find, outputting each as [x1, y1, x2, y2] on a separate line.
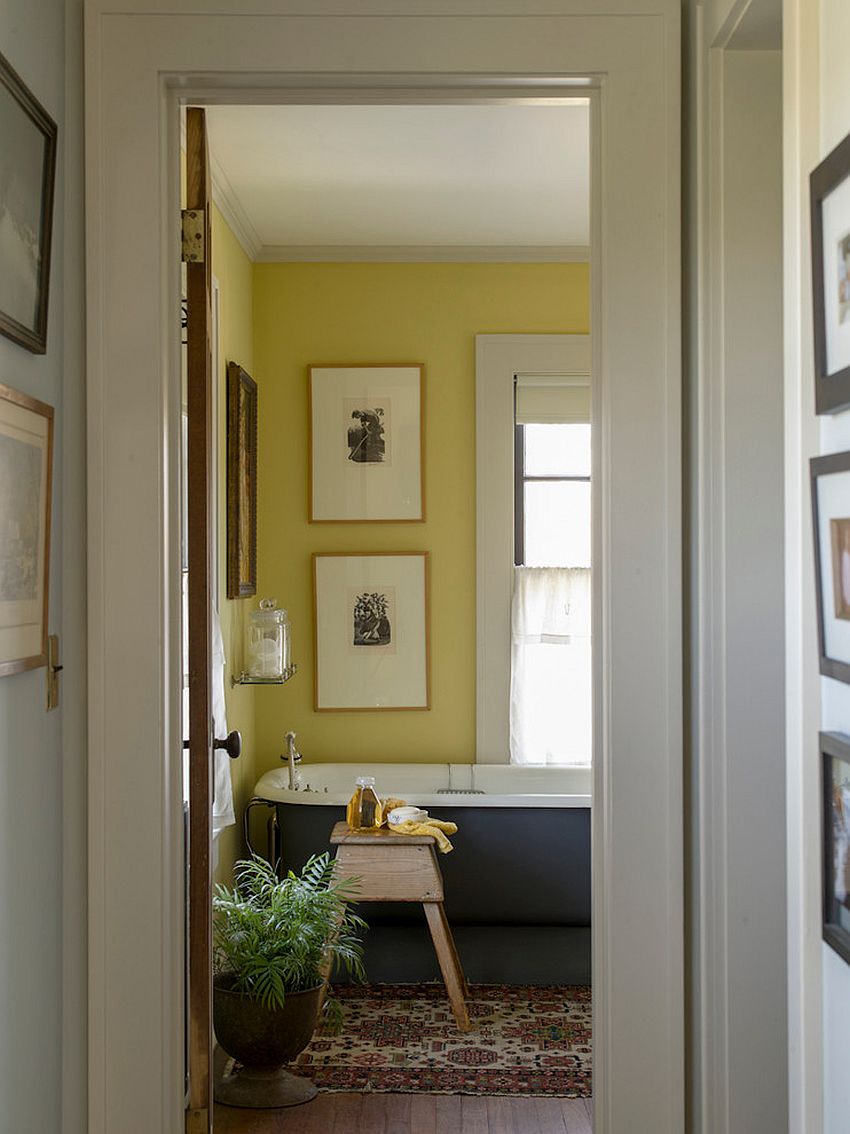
[390, 818, 458, 854]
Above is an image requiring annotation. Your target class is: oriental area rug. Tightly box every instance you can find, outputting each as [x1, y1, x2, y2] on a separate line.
[291, 983, 592, 1097]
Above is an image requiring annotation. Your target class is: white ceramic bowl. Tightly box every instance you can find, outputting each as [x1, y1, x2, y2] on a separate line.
[387, 806, 428, 825]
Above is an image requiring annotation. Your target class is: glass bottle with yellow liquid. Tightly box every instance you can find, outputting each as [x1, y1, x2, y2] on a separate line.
[346, 776, 383, 830]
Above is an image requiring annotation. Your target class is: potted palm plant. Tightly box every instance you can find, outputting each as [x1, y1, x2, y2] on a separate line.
[212, 853, 365, 1108]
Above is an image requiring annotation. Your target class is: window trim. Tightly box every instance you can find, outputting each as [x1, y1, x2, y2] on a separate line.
[475, 334, 591, 764]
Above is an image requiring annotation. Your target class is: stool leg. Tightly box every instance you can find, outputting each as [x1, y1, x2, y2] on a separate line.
[423, 902, 472, 1032]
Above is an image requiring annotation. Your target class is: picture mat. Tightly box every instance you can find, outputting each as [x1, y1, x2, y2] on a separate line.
[822, 176, 850, 376]
[315, 554, 427, 709]
[828, 753, 850, 935]
[0, 396, 48, 663]
[817, 468, 850, 665]
[0, 80, 44, 331]
[311, 366, 422, 521]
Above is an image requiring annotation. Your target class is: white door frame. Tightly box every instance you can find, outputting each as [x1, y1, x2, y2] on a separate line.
[84, 5, 681, 1132]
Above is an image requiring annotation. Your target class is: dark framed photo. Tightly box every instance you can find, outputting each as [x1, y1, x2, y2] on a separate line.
[811, 451, 850, 683]
[0, 382, 54, 676]
[308, 364, 424, 522]
[312, 552, 430, 711]
[811, 130, 850, 413]
[821, 731, 850, 966]
[0, 51, 58, 354]
[226, 362, 257, 599]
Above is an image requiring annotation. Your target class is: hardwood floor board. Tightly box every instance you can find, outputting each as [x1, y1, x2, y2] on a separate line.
[460, 1094, 489, 1134]
[384, 1092, 412, 1133]
[533, 1096, 569, 1133]
[331, 1092, 361, 1130]
[280, 1092, 337, 1133]
[559, 1097, 593, 1133]
[409, 1093, 438, 1134]
[435, 1092, 463, 1133]
[484, 1095, 513, 1134]
[360, 1090, 389, 1134]
[510, 1097, 547, 1134]
[215, 1092, 595, 1133]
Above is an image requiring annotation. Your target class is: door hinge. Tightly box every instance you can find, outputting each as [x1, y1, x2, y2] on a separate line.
[181, 209, 206, 263]
[185, 1108, 208, 1134]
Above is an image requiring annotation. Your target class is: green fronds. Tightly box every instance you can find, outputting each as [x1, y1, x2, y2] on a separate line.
[213, 853, 366, 1011]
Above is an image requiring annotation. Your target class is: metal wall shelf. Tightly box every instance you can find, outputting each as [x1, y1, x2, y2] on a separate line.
[231, 663, 298, 688]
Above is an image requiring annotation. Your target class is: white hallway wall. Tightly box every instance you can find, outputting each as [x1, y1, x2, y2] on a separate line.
[0, 2, 86, 1133]
[814, 0, 850, 1127]
[687, 2, 787, 1131]
[786, 0, 850, 1132]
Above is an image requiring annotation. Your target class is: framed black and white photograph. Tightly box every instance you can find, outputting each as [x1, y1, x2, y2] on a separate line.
[308, 364, 424, 522]
[811, 451, 850, 682]
[0, 382, 53, 677]
[811, 130, 850, 413]
[821, 731, 850, 966]
[313, 552, 429, 711]
[0, 51, 57, 355]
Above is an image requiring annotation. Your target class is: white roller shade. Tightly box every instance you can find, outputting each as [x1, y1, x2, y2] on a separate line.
[515, 373, 591, 424]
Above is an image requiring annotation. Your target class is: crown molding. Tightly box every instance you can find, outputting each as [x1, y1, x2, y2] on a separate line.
[209, 155, 263, 261]
[254, 244, 590, 263]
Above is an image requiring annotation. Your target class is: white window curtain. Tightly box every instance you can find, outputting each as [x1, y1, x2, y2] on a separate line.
[510, 566, 591, 766]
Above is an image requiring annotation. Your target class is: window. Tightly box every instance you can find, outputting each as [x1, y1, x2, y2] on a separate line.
[510, 413, 591, 767]
[475, 334, 591, 764]
[514, 422, 591, 568]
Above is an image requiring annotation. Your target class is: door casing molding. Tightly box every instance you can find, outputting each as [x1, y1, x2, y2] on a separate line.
[83, 6, 681, 1132]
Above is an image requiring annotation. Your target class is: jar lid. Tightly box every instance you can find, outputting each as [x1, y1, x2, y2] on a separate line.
[251, 599, 286, 624]
[355, 776, 376, 787]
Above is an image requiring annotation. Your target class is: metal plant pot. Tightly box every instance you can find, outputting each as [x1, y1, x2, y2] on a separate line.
[213, 976, 323, 1108]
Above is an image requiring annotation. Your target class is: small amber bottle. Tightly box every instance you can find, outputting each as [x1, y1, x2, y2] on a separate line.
[346, 776, 383, 830]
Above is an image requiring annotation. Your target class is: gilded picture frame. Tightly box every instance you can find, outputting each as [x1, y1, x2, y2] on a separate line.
[226, 361, 258, 599]
[0, 50, 57, 354]
[0, 382, 53, 676]
[313, 551, 430, 711]
[308, 364, 425, 522]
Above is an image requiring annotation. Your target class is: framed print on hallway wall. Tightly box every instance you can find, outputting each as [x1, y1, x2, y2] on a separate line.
[811, 130, 850, 413]
[0, 382, 53, 677]
[308, 364, 424, 522]
[0, 50, 58, 354]
[312, 552, 430, 711]
[810, 451, 850, 683]
[821, 731, 850, 966]
[226, 361, 258, 599]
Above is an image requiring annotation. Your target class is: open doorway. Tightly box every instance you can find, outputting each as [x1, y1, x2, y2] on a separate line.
[193, 99, 594, 1129]
[85, 11, 683, 1132]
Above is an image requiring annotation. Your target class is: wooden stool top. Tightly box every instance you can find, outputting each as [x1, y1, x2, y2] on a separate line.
[329, 820, 436, 846]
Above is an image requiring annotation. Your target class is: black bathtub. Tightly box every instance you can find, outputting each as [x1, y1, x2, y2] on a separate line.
[251, 762, 592, 985]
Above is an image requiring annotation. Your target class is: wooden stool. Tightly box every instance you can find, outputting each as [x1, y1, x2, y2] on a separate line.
[329, 822, 472, 1032]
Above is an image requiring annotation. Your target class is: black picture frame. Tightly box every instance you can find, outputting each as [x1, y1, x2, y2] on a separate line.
[821, 731, 850, 966]
[0, 50, 57, 354]
[226, 362, 258, 600]
[811, 451, 850, 683]
[811, 130, 850, 414]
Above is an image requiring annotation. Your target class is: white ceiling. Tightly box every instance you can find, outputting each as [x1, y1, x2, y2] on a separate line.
[205, 102, 590, 260]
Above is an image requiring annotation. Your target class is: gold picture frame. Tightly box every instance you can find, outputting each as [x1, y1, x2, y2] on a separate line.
[226, 361, 258, 599]
[308, 364, 425, 522]
[0, 382, 53, 676]
[312, 551, 430, 711]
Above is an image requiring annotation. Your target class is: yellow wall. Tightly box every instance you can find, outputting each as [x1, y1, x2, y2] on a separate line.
[251, 262, 589, 775]
[212, 204, 258, 882]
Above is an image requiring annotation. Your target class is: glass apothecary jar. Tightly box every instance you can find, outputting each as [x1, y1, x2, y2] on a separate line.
[245, 599, 290, 680]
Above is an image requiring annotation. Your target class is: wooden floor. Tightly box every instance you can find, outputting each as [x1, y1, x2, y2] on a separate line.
[214, 1094, 593, 1133]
